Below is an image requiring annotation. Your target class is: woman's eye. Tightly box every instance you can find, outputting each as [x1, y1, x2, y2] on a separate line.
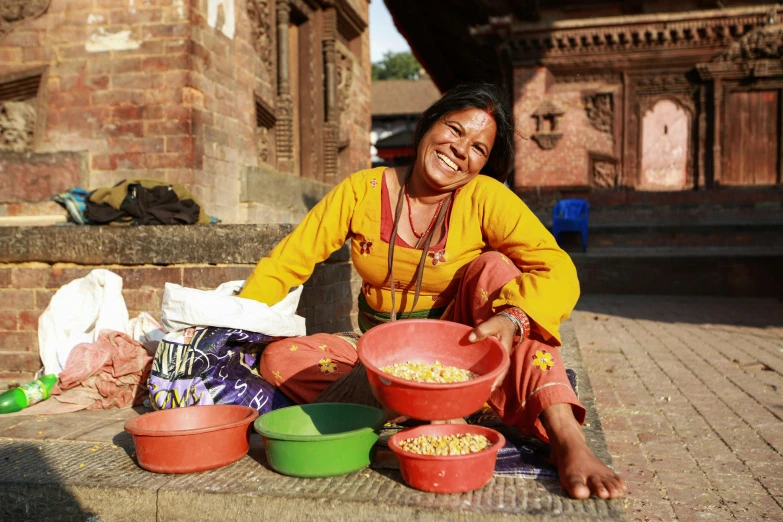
[473, 144, 485, 155]
[448, 125, 459, 136]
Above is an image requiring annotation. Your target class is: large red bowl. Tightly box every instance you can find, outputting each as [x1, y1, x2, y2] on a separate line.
[389, 424, 505, 493]
[357, 319, 510, 421]
[124, 405, 259, 473]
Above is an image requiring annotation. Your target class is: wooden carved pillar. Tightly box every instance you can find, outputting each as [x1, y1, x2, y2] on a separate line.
[322, 7, 338, 183]
[711, 78, 722, 188]
[275, 0, 294, 173]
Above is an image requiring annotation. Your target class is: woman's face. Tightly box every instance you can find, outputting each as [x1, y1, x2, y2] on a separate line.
[414, 107, 497, 193]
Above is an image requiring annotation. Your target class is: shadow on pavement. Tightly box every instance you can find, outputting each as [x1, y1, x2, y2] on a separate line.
[0, 441, 99, 522]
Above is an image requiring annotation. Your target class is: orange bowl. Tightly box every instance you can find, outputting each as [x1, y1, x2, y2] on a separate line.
[389, 424, 505, 493]
[357, 319, 509, 421]
[124, 405, 259, 474]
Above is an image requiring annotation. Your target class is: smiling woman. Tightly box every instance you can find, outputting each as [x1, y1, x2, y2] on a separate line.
[239, 83, 627, 501]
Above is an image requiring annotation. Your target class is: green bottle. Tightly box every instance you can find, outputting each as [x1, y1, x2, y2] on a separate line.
[0, 374, 58, 414]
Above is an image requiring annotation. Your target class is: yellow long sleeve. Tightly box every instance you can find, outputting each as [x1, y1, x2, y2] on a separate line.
[477, 180, 580, 344]
[239, 172, 363, 305]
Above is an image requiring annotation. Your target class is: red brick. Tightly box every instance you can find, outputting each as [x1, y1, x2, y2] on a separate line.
[91, 90, 145, 107]
[108, 137, 164, 154]
[0, 311, 17, 330]
[100, 121, 144, 138]
[142, 54, 188, 72]
[111, 105, 142, 120]
[11, 269, 48, 289]
[57, 44, 93, 61]
[1, 31, 41, 47]
[18, 311, 41, 332]
[110, 57, 143, 74]
[34, 290, 56, 310]
[0, 290, 34, 310]
[0, 332, 36, 352]
[181, 267, 253, 289]
[144, 87, 181, 105]
[111, 267, 181, 289]
[109, 8, 163, 25]
[0, 48, 23, 62]
[146, 119, 190, 136]
[144, 23, 189, 39]
[112, 72, 156, 90]
[122, 289, 162, 312]
[22, 47, 52, 62]
[146, 153, 191, 169]
[91, 154, 116, 170]
[0, 352, 41, 372]
[113, 152, 147, 169]
[49, 89, 91, 109]
[166, 136, 193, 153]
[46, 267, 93, 289]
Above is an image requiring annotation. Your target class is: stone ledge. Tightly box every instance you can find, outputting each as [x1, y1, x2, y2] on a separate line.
[0, 224, 356, 265]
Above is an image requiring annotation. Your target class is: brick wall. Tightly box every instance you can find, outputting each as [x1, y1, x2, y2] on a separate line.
[0, 260, 359, 383]
[513, 66, 616, 190]
[0, 0, 371, 223]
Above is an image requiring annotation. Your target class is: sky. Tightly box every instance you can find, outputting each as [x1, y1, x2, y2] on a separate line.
[369, 1, 412, 63]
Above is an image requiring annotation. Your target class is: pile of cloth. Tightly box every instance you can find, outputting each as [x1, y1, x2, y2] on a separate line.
[52, 179, 217, 226]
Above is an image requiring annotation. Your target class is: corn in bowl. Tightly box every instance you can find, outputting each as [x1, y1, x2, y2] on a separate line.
[398, 433, 492, 456]
[379, 361, 479, 384]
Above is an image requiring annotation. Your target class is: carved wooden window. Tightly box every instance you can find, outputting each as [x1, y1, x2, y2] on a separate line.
[0, 71, 43, 153]
[255, 94, 276, 166]
[640, 99, 690, 190]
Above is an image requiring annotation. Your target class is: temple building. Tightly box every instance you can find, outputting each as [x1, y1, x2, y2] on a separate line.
[384, 0, 783, 198]
[0, 0, 372, 224]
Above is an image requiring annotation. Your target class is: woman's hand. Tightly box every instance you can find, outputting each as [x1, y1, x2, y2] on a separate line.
[468, 314, 517, 391]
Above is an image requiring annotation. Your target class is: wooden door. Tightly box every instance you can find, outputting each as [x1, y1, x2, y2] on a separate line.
[722, 90, 780, 186]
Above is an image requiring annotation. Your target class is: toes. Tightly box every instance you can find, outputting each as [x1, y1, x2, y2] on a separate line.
[587, 476, 610, 499]
[563, 474, 591, 500]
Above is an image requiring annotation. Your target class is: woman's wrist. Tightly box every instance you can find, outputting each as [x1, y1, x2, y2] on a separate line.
[496, 306, 531, 347]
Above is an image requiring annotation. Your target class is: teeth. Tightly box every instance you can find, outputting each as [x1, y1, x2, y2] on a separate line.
[437, 152, 459, 171]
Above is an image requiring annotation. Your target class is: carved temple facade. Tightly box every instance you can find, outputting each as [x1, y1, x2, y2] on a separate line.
[386, 1, 783, 194]
[0, 0, 371, 223]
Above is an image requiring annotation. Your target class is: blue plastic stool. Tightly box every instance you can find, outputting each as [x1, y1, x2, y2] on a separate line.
[552, 199, 589, 252]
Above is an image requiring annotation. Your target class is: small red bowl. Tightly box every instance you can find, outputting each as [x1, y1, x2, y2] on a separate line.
[389, 424, 505, 493]
[357, 319, 510, 421]
[124, 405, 259, 473]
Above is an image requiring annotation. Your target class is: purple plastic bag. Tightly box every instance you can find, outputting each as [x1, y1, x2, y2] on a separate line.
[148, 326, 293, 414]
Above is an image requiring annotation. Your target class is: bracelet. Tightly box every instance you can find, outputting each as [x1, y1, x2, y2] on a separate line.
[496, 311, 524, 347]
[497, 307, 531, 347]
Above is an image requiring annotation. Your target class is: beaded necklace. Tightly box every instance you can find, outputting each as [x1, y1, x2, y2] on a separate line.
[405, 180, 445, 249]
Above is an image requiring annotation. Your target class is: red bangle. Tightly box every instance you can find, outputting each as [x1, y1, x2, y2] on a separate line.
[502, 307, 531, 341]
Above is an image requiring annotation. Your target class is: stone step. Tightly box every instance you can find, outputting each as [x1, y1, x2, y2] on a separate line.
[572, 247, 783, 297]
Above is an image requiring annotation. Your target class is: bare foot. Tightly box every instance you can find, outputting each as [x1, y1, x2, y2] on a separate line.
[541, 404, 627, 500]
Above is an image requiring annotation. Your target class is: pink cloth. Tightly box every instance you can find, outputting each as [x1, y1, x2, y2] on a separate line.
[54, 329, 154, 411]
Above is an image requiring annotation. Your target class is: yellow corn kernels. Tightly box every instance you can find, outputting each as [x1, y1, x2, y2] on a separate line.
[380, 361, 478, 384]
[398, 433, 492, 456]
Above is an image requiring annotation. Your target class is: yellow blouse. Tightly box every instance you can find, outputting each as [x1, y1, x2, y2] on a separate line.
[239, 166, 579, 344]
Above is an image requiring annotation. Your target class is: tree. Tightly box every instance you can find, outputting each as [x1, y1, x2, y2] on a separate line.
[371, 51, 422, 81]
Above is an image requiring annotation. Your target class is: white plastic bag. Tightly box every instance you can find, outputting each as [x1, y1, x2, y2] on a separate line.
[38, 269, 129, 376]
[160, 281, 306, 336]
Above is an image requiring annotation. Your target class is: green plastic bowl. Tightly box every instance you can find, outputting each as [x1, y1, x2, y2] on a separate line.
[254, 403, 385, 477]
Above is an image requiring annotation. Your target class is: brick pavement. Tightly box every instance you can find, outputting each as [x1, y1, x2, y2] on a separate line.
[572, 295, 783, 522]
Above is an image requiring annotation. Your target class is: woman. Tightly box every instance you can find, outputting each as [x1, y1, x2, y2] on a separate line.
[240, 83, 626, 500]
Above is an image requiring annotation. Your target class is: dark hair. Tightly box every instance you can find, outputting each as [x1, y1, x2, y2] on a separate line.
[413, 82, 515, 183]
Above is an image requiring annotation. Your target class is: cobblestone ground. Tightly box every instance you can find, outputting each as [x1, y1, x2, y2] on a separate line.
[573, 295, 783, 522]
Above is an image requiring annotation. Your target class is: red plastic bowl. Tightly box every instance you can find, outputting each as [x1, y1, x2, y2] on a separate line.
[358, 319, 510, 421]
[389, 424, 505, 493]
[124, 405, 259, 474]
